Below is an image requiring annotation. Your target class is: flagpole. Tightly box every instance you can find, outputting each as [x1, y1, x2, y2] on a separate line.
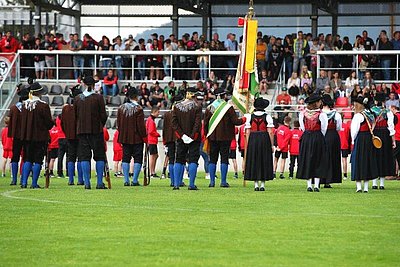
[243, 0, 254, 187]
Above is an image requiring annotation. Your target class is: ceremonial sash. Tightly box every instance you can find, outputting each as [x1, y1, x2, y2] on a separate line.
[207, 100, 232, 138]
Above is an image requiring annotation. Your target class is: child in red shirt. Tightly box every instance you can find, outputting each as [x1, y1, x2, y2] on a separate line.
[289, 120, 303, 179]
[274, 116, 292, 179]
[113, 129, 123, 177]
[237, 124, 246, 174]
[48, 122, 60, 178]
[339, 116, 352, 180]
[1, 117, 13, 177]
[146, 106, 160, 177]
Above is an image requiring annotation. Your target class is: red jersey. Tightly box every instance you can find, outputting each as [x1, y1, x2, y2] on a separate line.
[113, 130, 122, 152]
[1, 127, 13, 150]
[289, 128, 303, 155]
[238, 124, 246, 150]
[394, 113, 400, 141]
[48, 126, 60, 149]
[230, 127, 239, 150]
[276, 125, 291, 152]
[146, 116, 160, 145]
[103, 127, 110, 152]
[339, 121, 351, 150]
[0, 37, 19, 53]
[55, 116, 66, 139]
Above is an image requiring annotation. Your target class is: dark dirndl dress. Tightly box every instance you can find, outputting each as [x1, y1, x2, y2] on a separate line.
[297, 110, 329, 180]
[373, 121, 395, 177]
[322, 122, 342, 184]
[244, 114, 273, 181]
[351, 121, 378, 181]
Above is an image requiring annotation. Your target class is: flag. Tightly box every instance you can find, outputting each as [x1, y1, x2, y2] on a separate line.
[231, 16, 259, 114]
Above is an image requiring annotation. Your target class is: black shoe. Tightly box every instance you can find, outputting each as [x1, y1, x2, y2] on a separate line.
[173, 186, 180, 190]
[68, 182, 74, 186]
[129, 173, 133, 177]
[21, 184, 27, 188]
[279, 174, 285, 179]
[96, 184, 108, 189]
[363, 190, 368, 193]
[170, 184, 174, 187]
[180, 182, 186, 187]
[124, 182, 130, 186]
[273, 173, 276, 179]
[85, 185, 91, 190]
[234, 173, 238, 179]
[324, 184, 332, 188]
[209, 184, 215, 187]
[254, 187, 260, 191]
[260, 187, 265, 191]
[151, 174, 160, 178]
[77, 182, 84, 186]
[379, 186, 385, 190]
[356, 190, 362, 193]
[372, 186, 378, 190]
[131, 182, 141, 186]
[30, 185, 41, 189]
[307, 187, 313, 192]
[10, 182, 16, 186]
[188, 186, 198, 190]
[220, 183, 230, 188]
[314, 187, 320, 192]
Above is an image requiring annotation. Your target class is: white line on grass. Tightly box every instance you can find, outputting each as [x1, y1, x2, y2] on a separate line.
[1, 189, 398, 219]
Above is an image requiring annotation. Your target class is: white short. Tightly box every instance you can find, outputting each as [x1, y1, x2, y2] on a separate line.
[34, 61, 45, 72]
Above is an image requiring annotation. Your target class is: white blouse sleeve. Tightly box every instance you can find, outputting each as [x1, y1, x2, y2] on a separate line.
[351, 113, 364, 144]
[335, 111, 342, 131]
[319, 112, 328, 136]
[296, 78, 301, 88]
[244, 113, 252, 129]
[299, 112, 305, 131]
[266, 114, 274, 128]
[387, 111, 395, 136]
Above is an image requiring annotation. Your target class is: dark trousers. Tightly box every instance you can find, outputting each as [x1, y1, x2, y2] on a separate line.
[67, 139, 79, 162]
[289, 155, 298, 177]
[166, 141, 176, 164]
[209, 140, 230, 164]
[57, 138, 67, 175]
[122, 143, 144, 164]
[77, 134, 106, 162]
[175, 140, 200, 164]
[11, 138, 23, 163]
[22, 141, 46, 164]
[394, 141, 400, 171]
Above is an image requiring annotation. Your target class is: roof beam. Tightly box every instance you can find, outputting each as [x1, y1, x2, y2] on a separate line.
[32, 0, 81, 17]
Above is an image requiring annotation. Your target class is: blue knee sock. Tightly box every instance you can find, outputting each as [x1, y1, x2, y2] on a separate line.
[96, 161, 105, 186]
[221, 163, 228, 185]
[11, 162, 18, 184]
[32, 163, 42, 187]
[173, 163, 183, 187]
[67, 162, 75, 184]
[168, 163, 174, 186]
[81, 161, 91, 187]
[188, 163, 198, 188]
[21, 162, 32, 186]
[77, 162, 83, 184]
[133, 163, 142, 184]
[122, 162, 130, 184]
[209, 163, 216, 186]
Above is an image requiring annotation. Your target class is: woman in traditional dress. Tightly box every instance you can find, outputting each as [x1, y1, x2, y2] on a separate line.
[371, 92, 396, 190]
[350, 96, 378, 192]
[244, 98, 274, 191]
[321, 94, 342, 188]
[297, 93, 328, 192]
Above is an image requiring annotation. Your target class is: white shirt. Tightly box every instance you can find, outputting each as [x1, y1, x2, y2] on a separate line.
[386, 111, 395, 136]
[244, 111, 274, 129]
[299, 109, 328, 136]
[351, 113, 364, 144]
[287, 77, 300, 88]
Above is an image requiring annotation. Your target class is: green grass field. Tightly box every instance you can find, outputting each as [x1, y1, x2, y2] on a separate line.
[0, 173, 399, 266]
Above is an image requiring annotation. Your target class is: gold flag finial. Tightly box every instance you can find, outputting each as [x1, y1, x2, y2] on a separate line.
[248, 0, 254, 19]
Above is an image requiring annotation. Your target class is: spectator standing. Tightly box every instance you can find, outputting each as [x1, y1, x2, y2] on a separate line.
[224, 33, 238, 76]
[341, 36, 354, 79]
[283, 35, 294, 80]
[293, 31, 309, 74]
[20, 33, 35, 79]
[392, 31, 400, 50]
[44, 34, 58, 79]
[82, 34, 97, 77]
[268, 44, 282, 81]
[69, 33, 84, 79]
[377, 34, 393, 81]
[98, 36, 113, 77]
[33, 38, 45, 79]
[113, 36, 126, 80]
[163, 39, 173, 77]
[256, 38, 267, 73]
[197, 41, 210, 81]
[135, 38, 146, 80]
[0, 31, 19, 53]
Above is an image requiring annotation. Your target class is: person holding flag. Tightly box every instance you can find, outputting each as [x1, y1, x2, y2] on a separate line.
[204, 88, 246, 188]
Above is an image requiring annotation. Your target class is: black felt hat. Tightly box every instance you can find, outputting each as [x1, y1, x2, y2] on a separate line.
[124, 85, 138, 99]
[322, 94, 334, 107]
[253, 97, 270, 110]
[213, 88, 226, 96]
[172, 93, 184, 104]
[288, 86, 300, 97]
[17, 84, 30, 99]
[374, 92, 386, 103]
[305, 93, 321, 104]
[351, 95, 369, 106]
[29, 82, 47, 95]
[83, 76, 95, 86]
